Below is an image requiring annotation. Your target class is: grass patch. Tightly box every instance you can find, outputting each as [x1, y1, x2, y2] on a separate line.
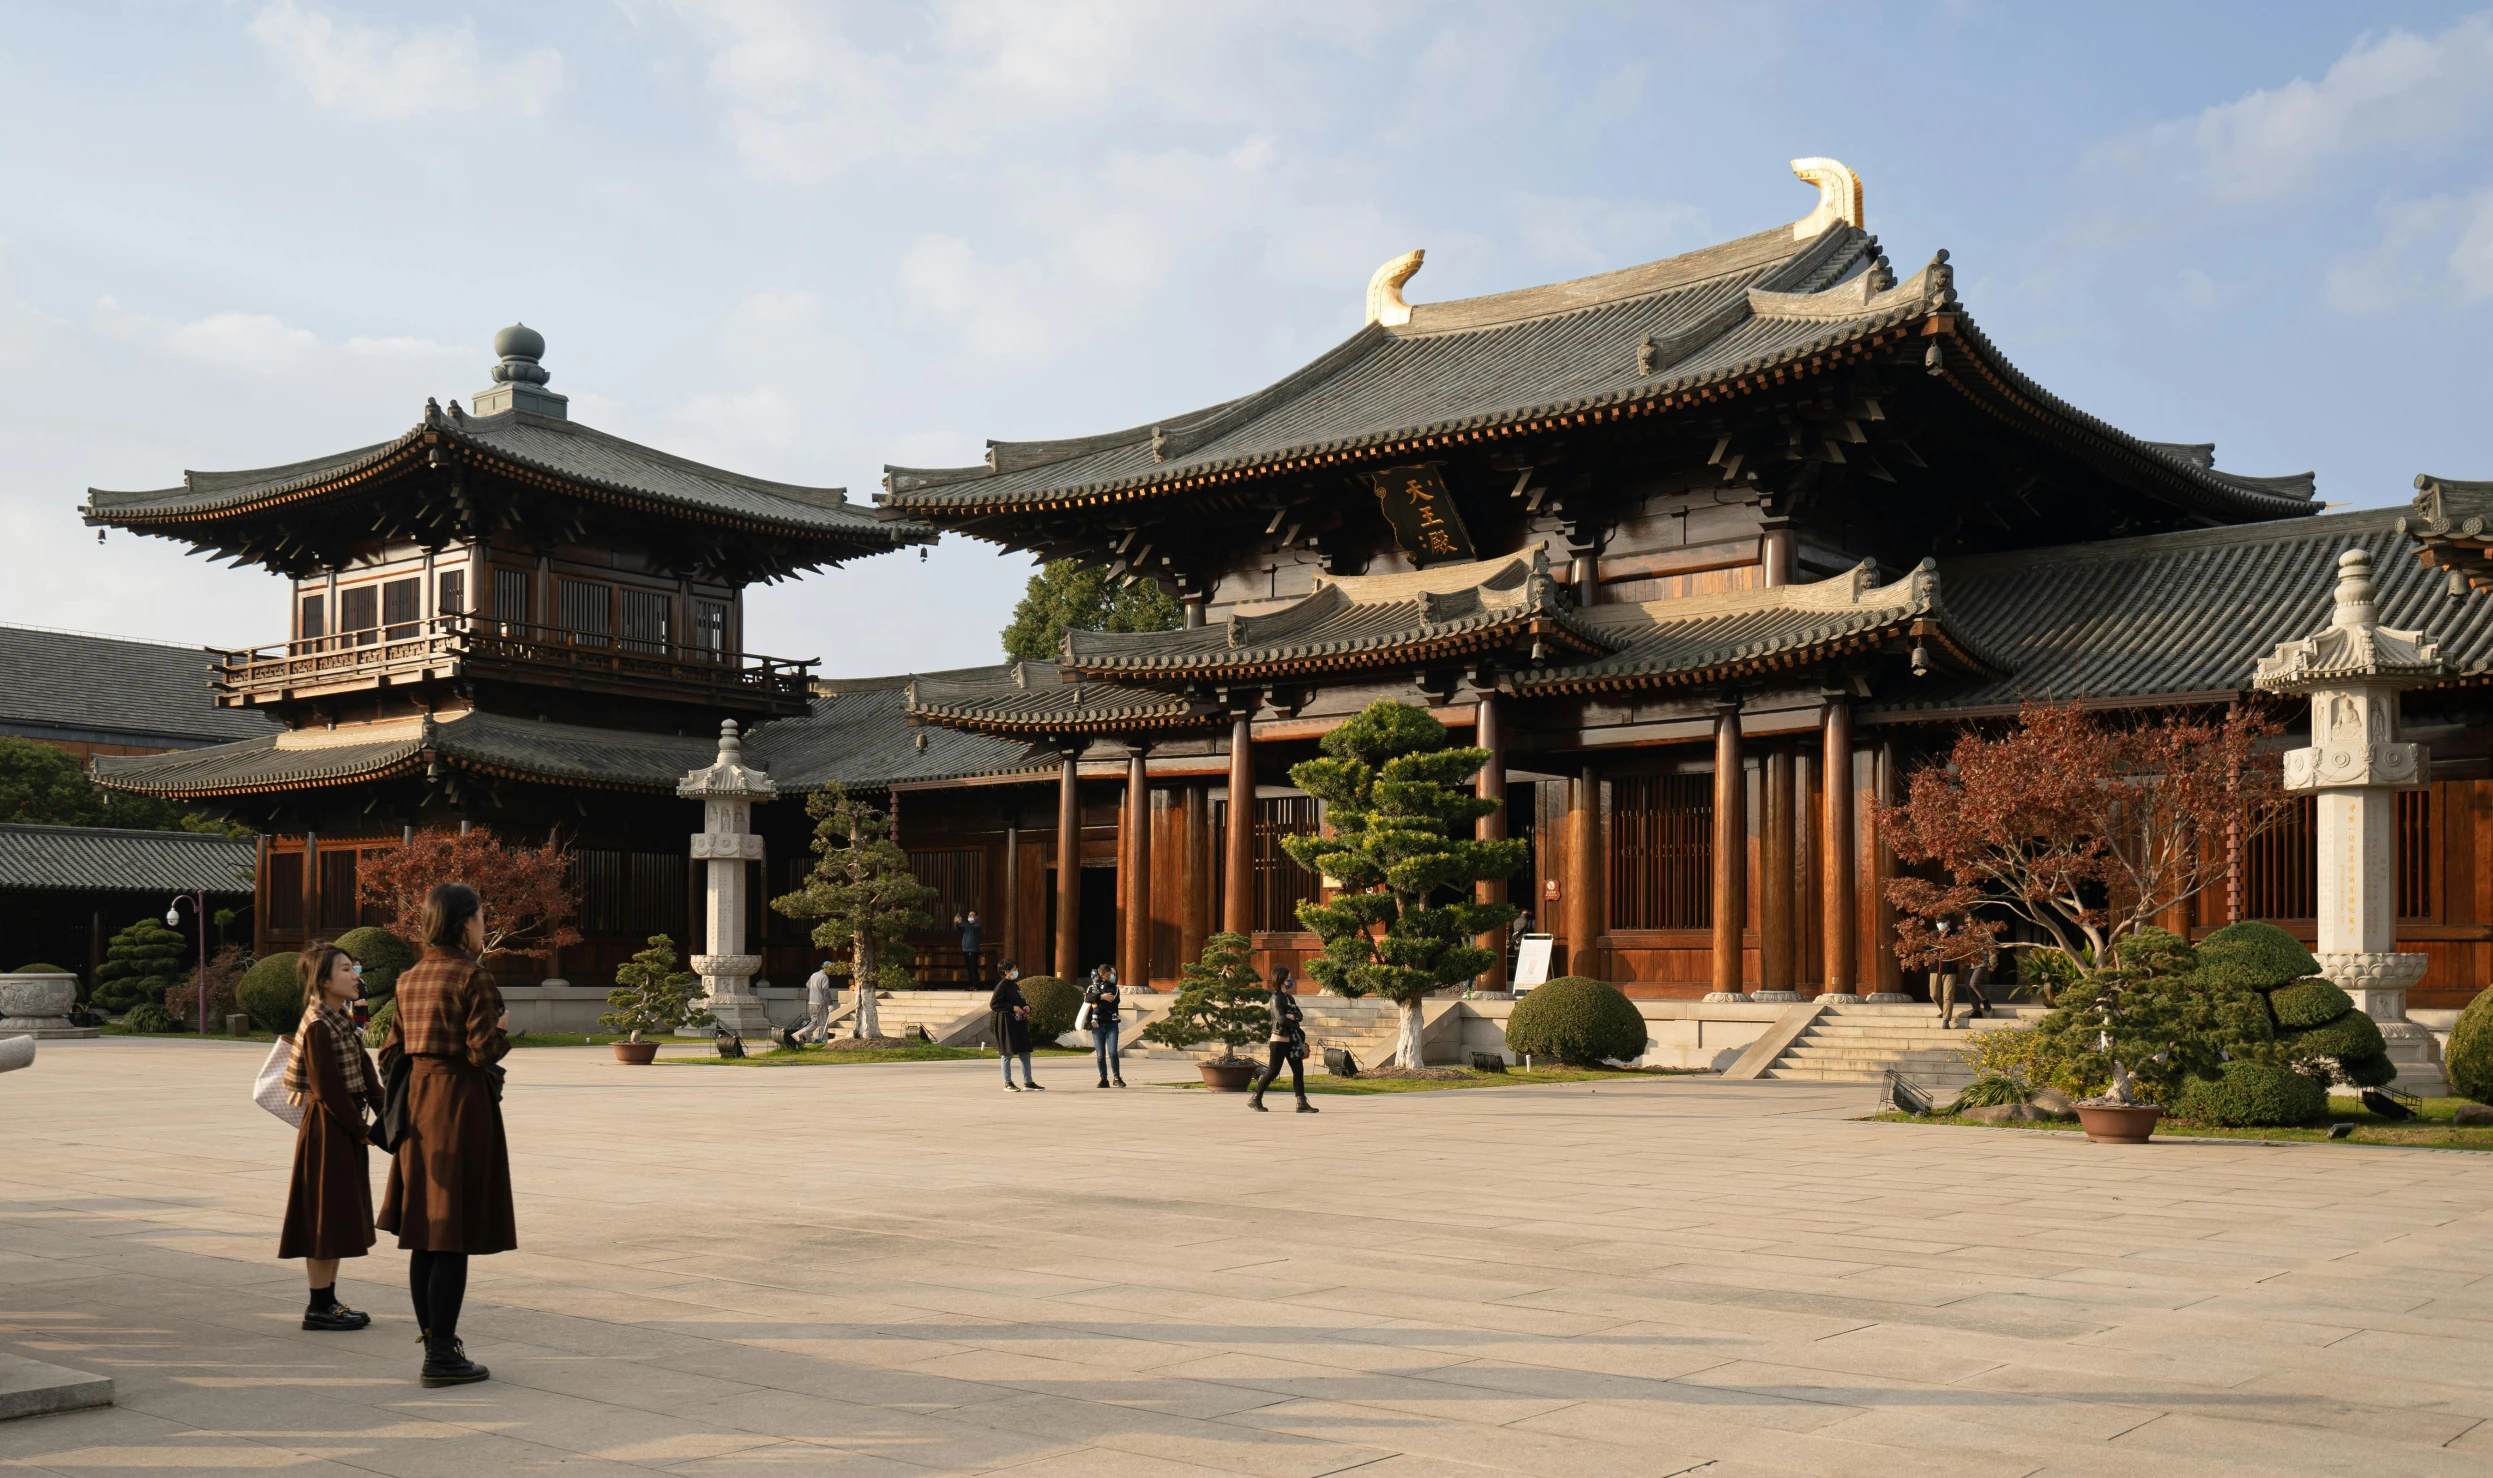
[1874, 1095, 2493, 1150]
[1165, 1065, 1706, 1095]
[98, 1023, 278, 1043]
[657, 1043, 1089, 1067]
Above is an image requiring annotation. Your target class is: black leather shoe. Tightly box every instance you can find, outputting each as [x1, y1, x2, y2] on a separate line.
[1296, 1099, 1319, 1113]
[302, 1305, 370, 1331]
[1249, 1096, 1268, 1112]
[420, 1335, 489, 1387]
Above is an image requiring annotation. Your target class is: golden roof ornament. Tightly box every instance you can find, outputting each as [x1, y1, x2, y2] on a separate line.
[1790, 157, 1864, 239]
[1364, 248, 1424, 327]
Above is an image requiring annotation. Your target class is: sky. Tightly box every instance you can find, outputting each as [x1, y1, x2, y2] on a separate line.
[1, 1, 2488, 675]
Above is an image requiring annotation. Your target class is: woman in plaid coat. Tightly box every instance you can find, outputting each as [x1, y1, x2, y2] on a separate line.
[376, 882, 513, 1388]
[279, 942, 383, 1330]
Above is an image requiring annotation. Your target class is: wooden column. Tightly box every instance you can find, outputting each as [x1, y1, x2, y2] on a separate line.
[1224, 713, 1254, 936]
[1001, 821, 1020, 973]
[1710, 708, 1745, 997]
[1179, 784, 1209, 970]
[1760, 525, 1797, 587]
[1821, 700, 1858, 998]
[1565, 764, 1602, 980]
[1054, 753, 1079, 981]
[1761, 745, 1795, 993]
[1475, 693, 1509, 990]
[1123, 750, 1151, 987]
[1866, 740, 1905, 999]
[302, 831, 320, 942]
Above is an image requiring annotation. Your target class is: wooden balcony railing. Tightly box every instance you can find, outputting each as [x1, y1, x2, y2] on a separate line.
[212, 615, 816, 713]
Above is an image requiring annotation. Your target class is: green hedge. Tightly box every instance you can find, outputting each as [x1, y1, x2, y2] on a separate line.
[2270, 978, 2354, 1030]
[2283, 1009, 2387, 1065]
[2177, 1061, 2329, 1127]
[334, 927, 415, 998]
[365, 995, 397, 1048]
[121, 1002, 177, 1034]
[1020, 976, 1081, 1042]
[238, 951, 302, 1033]
[12, 962, 71, 975]
[1506, 977, 1647, 1066]
[2450, 986, 2493, 1103]
[2196, 921, 2319, 991]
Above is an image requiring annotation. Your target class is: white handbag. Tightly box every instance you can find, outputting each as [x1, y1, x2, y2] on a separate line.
[254, 1037, 305, 1129]
[1074, 1001, 1092, 1031]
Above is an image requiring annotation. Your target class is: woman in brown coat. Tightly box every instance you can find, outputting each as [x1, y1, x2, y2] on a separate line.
[375, 882, 513, 1388]
[280, 942, 384, 1330]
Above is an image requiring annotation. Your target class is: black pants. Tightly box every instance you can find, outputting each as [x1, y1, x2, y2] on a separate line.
[408, 1249, 468, 1341]
[1252, 1043, 1304, 1099]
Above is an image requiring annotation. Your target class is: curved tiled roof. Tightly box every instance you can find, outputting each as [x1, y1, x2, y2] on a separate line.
[87, 403, 933, 548]
[0, 626, 278, 748]
[757, 677, 1048, 788]
[2408, 473, 2493, 593]
[0, 824, 256, 894]
[881, 219, 2318, 527]
[905, 662, 1215, 739]
[1877, 510, 2493, 718]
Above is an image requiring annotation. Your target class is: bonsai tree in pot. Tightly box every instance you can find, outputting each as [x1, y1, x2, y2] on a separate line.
[1283, 700, 1523, 1070]
[1144, 931, 1272, 1088]
[599, 934, 711, 1063]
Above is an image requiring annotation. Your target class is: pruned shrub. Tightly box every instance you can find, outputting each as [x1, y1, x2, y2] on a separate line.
[1505, 977, 1647, 1066]
[2178, 1061, 2329, 1127]
[237, 951, 303, 1033]
[2449, 987, 2493, 1104]
[2270, 978, 2354, 1030]
[334, 927, 415, 999]
[121, 1001, 178, 1034]
[93, 919, 187, 1014]
[1020, 976, 1081, 1042]
[2195, 921, 2318, 991]
[2282, 1008, 2387, 1067]
[365, 995, 397, 1049]
[2339, 1051, 2398, 1089]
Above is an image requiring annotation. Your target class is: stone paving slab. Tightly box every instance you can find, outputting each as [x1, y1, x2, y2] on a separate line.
[0, 1352, 111, 1423]
[1, 1037, 2491, 1474]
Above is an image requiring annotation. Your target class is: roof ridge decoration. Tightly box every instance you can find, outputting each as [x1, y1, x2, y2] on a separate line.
[1790, 158, 1864, 239]
[1748, 249, 1954, 323]
[1365, 249, 1425, 328]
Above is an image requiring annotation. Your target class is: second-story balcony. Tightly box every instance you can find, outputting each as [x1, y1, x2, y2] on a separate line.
[212, 615, 818, 717]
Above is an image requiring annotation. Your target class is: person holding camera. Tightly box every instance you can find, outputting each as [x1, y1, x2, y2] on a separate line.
[1083, 967, 1126, 1089]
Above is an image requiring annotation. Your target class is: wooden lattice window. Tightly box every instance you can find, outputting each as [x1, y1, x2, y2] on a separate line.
[382, 577, 421, 640]
[436, 569, 466, 618]
[1209, 797, 1323, 933]
[571, 850, 687, 937]
[2241, 791, 2434, 922]
[339, 585, 379, 647]
[558, 579, 611, 644]
[907, 849, 986, 925]
[494, 568, 530, 632]
[692, 600, 729, 656]
[1610, 774, 1711, 929]
[266, 850, 304, 932]
[317, 848, 360, 932]
[620, 590, 671, 654]
[298, 592, 326, 645]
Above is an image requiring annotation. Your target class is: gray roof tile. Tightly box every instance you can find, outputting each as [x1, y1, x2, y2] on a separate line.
[0, 823, 255, 894]
[0, 627, 279, 747]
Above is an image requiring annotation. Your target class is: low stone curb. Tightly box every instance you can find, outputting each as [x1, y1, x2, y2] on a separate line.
[0, 1352, 112, 1421]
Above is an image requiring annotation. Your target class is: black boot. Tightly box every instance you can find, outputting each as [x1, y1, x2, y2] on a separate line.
[1249, 1091, 1268, 1112]
[420, 1333, 489, 1388]
[1296, 1097, 1319, 1113]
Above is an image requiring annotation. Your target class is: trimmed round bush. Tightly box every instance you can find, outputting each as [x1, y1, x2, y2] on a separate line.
[334, 927, 415, 999]
[237, 951, 303, 1034]
[1020, 976, 1081, 1042]
[2284, 1009, 2387, 1065]
[365, 995, 398, 1048]
[2448, 986, 2493, 1104]
[2339, 1051, 2398, 1089]
[1505, 976, 1648, 1066]
[121, 1001, 178, 1034]
[2271, 979, 2355, 1030]
[2195, 922, 2319, 990]
[11, 962, 71, 975]
[2178, 1061, 2329, 1127]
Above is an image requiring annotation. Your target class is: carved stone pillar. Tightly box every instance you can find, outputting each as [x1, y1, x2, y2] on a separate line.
[1475, 692, 1510, 991]
[678, 720, 775, 1036]
[1705, 706, 1747, 1001]
[1225, 711, 1255, 936]
[2254, 548, 2451, 1094]
[1055, 752, 1080, 981]
[1123, 748, 1152, 988]
[1565, 762, 1603, 980]
[1756, 746, 1803, 1002]
[1819, 699, 1860, 1002]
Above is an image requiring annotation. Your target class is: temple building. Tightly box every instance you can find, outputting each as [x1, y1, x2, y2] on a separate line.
[878, 159, 2493, 1015]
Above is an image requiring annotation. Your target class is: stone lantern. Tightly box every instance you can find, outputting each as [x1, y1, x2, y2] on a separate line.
[678, 719, 776, 1037]
[2252, 548, 2449, 1094]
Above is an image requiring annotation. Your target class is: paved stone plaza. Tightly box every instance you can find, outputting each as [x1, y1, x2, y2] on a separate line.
[4, 1040, 2491, 1476]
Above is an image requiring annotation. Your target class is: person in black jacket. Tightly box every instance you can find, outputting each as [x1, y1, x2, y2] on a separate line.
[1249, 968, 1316, 1114]
[989, 976, 1041, 1092]
[1083, 968, 1126, 1089]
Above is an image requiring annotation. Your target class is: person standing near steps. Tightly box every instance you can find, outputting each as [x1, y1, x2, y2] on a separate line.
[1249, 967, 1316, 1114]
[376, 883, 515, 1388]
[1084, 967, 1126, 1089]
[279, 942, 384, 1331]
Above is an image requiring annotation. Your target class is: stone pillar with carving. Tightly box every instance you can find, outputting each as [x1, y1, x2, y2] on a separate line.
[2252, 548, 2450, 1094]
[678, 719, 777, 1037]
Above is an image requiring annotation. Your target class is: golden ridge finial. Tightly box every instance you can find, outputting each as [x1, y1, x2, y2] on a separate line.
[1790, 158, 1863, 239]
[1364, 248, 1424, 327]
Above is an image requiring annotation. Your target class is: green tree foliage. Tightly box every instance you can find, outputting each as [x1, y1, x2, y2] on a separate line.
[1504, 977, 1648, 1066]
[1000, 559, 1180, 662]
[2197, 921, 2396, 1089]
[93, 917, 189, 1014]
[599, 935, 711, 1043]
[237, 950, 302, 1032]
[2178, 1060, 2330, 1127]
[334, 927, 415, 1000]
[2447, 986, 2493, 1104]
[1021, 976, 1082, 1042]
[120, 1002, 177, 1034]
[1142, 932, 1270, 1062]
[0, 736, 242, 834]
[1283, 700, 1524, 1068]
[2028, 928, 2275, 1104]
[773, 782, 938, 991]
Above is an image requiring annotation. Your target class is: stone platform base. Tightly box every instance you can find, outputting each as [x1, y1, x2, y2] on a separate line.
[0, 1351, 111, 1421]
[0, 1024, 98, 1039]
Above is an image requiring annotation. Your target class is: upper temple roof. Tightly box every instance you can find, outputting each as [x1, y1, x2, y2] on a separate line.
[879, 204, 2320, 530]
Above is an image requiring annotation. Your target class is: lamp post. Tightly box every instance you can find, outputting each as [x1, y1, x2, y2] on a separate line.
[164, 892, 207, 1035]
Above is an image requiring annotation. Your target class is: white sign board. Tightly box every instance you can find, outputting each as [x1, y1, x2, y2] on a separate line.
[1512, 934, 1555, 990]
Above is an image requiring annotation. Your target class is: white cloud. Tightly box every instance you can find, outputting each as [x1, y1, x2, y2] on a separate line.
[248, 1, 562, 120]
[2450, 190, 2493, 301]
[92, 297, 465, 377]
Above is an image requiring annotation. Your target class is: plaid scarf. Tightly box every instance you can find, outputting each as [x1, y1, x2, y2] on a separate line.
[286, 1002, 371, 1100]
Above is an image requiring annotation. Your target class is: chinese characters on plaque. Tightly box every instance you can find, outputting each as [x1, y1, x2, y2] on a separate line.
[1366, 464, 1476, 564]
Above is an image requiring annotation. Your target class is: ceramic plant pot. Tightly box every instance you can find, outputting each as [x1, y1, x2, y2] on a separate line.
[2076, 1104, 2163, 1144]
[612, 1040, 661, 1065]
[1198, 1059, 1257, 1092]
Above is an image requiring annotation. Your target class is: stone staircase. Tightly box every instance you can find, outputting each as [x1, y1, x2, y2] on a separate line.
[1760, 1003, 2048, 1092]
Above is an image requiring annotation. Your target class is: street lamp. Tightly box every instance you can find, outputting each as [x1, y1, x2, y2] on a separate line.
[165, 892, 208, 1035]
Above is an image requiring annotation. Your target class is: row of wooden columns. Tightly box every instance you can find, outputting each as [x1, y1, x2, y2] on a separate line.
[1048, 715, 1263, 987]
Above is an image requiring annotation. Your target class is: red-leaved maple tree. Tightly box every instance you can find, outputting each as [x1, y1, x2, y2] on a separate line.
[1879, 702, 2286, 976]
[357, 827, 583, 961]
